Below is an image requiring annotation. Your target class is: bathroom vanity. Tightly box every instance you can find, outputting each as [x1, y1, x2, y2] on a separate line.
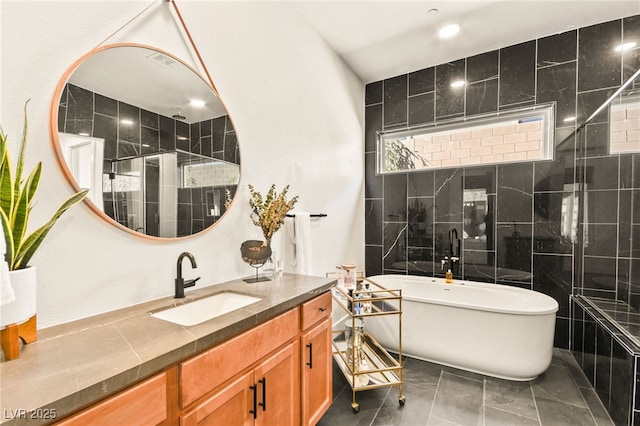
[0, 274, 334, 426]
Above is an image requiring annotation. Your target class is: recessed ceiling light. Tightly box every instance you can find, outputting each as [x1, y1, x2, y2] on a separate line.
[146, 52, 176, 66]
[450, 80, 466, 88]
[615, 42, 637, 52]
[190, 99, 206, 108]
[439, 24, 460, 39]
[427, 8, 439, 16]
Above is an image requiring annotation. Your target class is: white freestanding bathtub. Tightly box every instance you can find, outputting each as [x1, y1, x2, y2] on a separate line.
[363, 274, 559, 381]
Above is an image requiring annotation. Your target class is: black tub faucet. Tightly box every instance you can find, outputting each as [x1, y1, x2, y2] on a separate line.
[441, 228, 461, 276]
[175, 252, 200, 298]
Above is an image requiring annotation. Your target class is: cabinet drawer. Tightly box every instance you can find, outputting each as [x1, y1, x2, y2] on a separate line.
[55, 372, 167, 426]
[300, 291, 331, 330]
[180, 308, 299, 408]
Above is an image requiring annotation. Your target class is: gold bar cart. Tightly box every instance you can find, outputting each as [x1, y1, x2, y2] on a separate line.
[331, 277, 404, 413]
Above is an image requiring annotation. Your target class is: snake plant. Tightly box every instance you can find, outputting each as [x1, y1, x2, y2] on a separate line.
[0, 102, 88, 270]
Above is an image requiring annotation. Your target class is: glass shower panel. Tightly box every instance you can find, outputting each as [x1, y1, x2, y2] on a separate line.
[104, 157, 144, 232]
[574, 68, 640, 347]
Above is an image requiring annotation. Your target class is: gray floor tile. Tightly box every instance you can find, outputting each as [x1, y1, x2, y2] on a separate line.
[331, 359, 349, 402]
[561, 350, 593, 389]
[372, 384, 434, 426]
[426, 414, 463, 425]
[579, 387, 616, 426]
[320, 353, 613, 426]
[429, 372, 484, 426]
[318, 384, 390, 426]
[484, 406, 540, 426]
[402, 356, 442, 390]
[442, 365, 485, 382]
[485, 377, 538, 420]
[536, 395, 597, 426]
[532, 363, 587, 408]
[550, 348, 566, 367]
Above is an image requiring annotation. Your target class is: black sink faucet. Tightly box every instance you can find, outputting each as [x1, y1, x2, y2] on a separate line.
[175, 252, 200, 298]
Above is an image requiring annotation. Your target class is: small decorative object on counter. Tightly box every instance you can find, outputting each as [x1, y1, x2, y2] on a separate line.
[445, 269, 453, 284]
[362, 281, 372, 314]
[240, 240, 272, 283]
[240, 240, 273, 265]
[242, 184, 298, 283]
[344, 318, 365, 367]
[353, 292, 363, 315]
[340, 264, 357, 290]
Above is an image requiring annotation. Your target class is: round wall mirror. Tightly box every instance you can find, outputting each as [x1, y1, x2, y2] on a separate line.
[50, 44, 240, 239]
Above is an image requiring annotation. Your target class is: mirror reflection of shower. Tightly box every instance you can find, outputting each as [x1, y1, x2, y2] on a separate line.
[102, 150, 238, 238]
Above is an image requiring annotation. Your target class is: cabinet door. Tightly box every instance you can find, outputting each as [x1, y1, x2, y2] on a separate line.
[254, 341, 300, 426]
[180, 371, 254, 426]
[301, 317, 332, 426]
[55, 373, 167, 426]
[180, 309, 299, 408]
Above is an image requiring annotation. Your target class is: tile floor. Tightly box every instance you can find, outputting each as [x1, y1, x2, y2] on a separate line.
[318, 349, 614, 426]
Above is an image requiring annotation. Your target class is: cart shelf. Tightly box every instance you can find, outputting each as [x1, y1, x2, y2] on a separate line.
[331, 277, 405, 413]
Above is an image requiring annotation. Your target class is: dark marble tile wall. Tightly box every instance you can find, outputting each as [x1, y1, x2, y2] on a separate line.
[59, 83, 238, 235]
[365, 15, 640, 351]
[59, 83, 238, 164]
[176, 185, 236, 237]
[572, 297, 638, 425]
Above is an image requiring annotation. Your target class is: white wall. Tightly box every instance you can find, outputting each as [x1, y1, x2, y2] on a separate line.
[0, 1, 364, 328]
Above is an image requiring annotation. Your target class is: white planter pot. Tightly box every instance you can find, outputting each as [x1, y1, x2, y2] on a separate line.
[0, 267, 36, 328]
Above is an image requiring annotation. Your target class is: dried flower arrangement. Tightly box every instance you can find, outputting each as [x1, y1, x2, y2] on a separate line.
[248, 184, 298, 245]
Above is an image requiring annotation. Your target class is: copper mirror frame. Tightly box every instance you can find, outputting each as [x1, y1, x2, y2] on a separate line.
[50, 43, 240, 240]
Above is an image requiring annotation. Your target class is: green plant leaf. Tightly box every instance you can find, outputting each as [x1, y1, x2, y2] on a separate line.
[14, 189, 88, 269]
[0, 209, 14, 266]
[0, 129, 6, 172]
[14, 100, 30, 199]
[10, 163, 41, 256]
[10, 185, 29, 268]
[0, 132, 15, 218]
[1, 101, 87, 270]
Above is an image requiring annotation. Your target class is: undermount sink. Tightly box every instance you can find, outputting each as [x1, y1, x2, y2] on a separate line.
[150, 291, 262, 326]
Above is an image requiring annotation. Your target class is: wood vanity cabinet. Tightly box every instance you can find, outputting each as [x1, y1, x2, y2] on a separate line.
[53, 291, 332, 426]
[180, 342, 299, 425]
[300, 291, 332, 426]
[180, 292, 332, 426]
[179, 308, 300, 425]
[54, 372, 168, 426]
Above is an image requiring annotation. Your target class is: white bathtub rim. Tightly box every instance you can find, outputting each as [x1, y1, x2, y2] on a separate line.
[366, 274, 559, 316]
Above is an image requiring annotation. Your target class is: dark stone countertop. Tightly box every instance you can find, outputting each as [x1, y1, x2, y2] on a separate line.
[0, 273, 335, 425]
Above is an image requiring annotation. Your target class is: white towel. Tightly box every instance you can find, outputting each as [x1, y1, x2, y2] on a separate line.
[289, 212, 313, 275]
[0, 226, 15, 306]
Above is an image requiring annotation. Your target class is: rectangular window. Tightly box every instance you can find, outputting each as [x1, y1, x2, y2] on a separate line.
[609, 95, 640, 154]
[377, 104, 555, 174]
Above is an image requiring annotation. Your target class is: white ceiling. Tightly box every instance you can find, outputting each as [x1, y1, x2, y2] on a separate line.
[290, 0, 640, 83]
[63, 1, 639, 123]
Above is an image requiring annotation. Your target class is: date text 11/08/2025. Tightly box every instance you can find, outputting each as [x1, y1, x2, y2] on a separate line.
[3, 409, 58, 421]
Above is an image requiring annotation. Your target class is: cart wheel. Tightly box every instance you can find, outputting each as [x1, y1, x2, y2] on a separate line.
[351, 402, 360, 413]
[398, 396, 406, 406]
